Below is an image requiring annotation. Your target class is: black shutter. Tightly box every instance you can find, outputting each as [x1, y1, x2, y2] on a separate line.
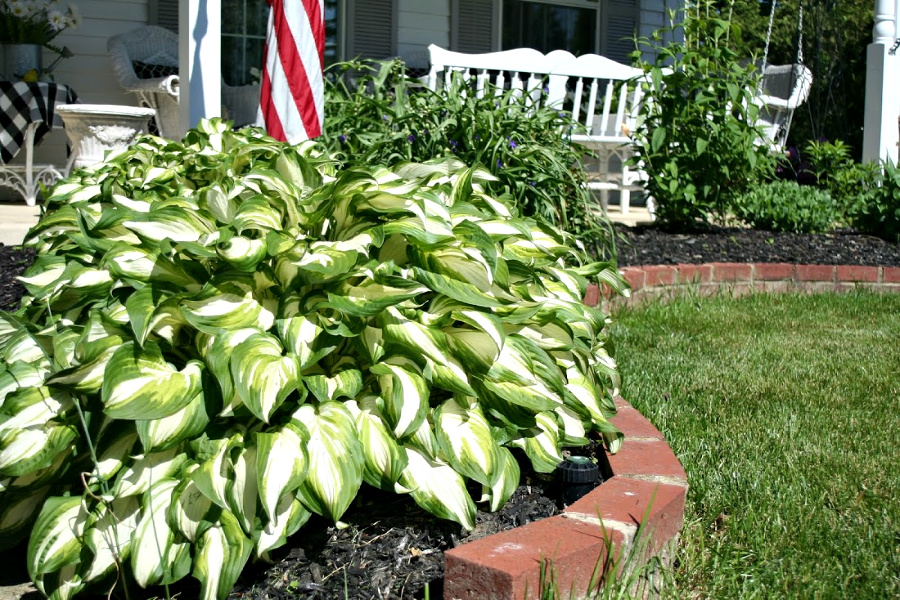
[348, 0, 397, 60]
[451, 0, 496, 54]
[603, 0, 638, 63]
[150, 0, 179, 33]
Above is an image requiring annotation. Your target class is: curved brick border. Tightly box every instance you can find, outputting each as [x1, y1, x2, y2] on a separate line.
[444, 261, 900, 599]
[583, 263, 900, 307]
[444, 396, 686, 599]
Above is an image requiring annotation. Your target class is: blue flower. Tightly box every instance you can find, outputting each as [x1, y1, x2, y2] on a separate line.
[383, 115, 389, 121]
[338, 134, 347, 143]
[509, 140, 517, 149]
[528, 181, 536, 187]
[449, 139, 458, 148]
[475, 135, 480, 141]
[543, 85, 549, 93]
[408, 134, 416, 143]
[496, 159, 503, 169]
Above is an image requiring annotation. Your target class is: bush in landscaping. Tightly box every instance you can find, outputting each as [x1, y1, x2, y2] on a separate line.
[321, 60, 616, 259]
[0, 120, 627, 600]
[732, 180, 839, 233]
[630, 2, 776, 229]
[848, 159, 900, 242]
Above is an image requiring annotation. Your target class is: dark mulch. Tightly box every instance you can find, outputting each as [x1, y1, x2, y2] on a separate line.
[616, 225, 900, 268]
[0, 223, 896, 599]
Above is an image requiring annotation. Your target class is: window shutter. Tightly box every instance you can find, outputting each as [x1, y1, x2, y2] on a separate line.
[150, 0, 179, 33]
[604, 0, 638, 63]
[347, 0, 396, 59]
[451, 0, 497, 54]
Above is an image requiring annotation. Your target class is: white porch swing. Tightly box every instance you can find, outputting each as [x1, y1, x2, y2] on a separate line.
[754, 0, 813, 152]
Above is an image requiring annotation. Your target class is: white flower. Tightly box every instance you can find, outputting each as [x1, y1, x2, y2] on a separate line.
[65, 2, 79, 28]
[9, 1, 29, 18]
[47, 8, 66, 30]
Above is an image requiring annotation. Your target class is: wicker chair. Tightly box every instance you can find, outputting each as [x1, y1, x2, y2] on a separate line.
[755, 63, 813, 152]
[108, 26, 260, 140]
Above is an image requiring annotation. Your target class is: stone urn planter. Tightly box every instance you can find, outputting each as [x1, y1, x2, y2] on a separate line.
[56, 104, 156, 170]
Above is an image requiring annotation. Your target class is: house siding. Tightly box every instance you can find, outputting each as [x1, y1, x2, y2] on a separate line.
[396, 0, 450, 67]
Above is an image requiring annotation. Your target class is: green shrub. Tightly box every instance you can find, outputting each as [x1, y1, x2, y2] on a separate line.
[800, 139, 881, 212]
[630, 2, 775, 229]
[321, 60, 615, 258]
[732, 180, 838, 233]
[848, 159, 900, 242]
[0, 120, 627, 599]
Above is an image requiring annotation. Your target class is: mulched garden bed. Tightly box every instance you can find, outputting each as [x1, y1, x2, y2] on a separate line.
[0, 223, 897, 599]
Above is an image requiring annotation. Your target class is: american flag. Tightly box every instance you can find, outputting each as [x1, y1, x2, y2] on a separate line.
[258, 0, 325, 142]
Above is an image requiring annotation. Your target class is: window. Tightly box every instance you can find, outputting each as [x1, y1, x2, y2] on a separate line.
[500, 0, 637, 63]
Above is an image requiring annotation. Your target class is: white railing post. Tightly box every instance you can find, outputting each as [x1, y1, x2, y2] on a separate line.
[863, 0, 900, 163]
[179, 0, 222, 133]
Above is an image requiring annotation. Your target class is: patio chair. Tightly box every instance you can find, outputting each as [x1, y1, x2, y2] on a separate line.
[754, 63, 813, 152]
[108, 25, 260, 140]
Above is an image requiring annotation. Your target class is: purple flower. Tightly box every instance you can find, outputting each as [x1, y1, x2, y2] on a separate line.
[449, 139, 458, 148]
[383, 115, 389, 121]
[475, 135, 480, 141]
[338, 134, 347, 143]
[408, 134, 416, 143]
[509, 140, 517, 149]
[496, 159, 503, 169]
[543, 85, 549, 93]
[528, 181, 536, 187]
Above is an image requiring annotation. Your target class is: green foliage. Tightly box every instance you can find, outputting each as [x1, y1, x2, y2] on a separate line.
[321, 60, 615, 258]
[732, 180, 838, 233]
[0, 119, 627, 599]
[801, 139, 881, 207]
[630, 2, 775, 229]
[848, 159, 900, 242]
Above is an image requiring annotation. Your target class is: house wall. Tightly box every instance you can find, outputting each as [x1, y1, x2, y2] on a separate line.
[23, 0, 149, 174]
[396, 0, 450, 67]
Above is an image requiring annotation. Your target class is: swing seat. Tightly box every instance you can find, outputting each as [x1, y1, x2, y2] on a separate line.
[754, 63, 813, 152]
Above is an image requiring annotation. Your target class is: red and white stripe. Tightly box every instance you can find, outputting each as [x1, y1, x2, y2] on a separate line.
[258, 0, 325, 143]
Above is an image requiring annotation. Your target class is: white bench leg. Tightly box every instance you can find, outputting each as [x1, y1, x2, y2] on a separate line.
[620, 188, 630, 215]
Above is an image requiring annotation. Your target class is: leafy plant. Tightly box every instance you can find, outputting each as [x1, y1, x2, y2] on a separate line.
[0, 119, 628, 599]
[848, 159, 900, 242]
[321, 60, 616, 259]
[732, 180, 838, 233]
[630, 1, 775, 229]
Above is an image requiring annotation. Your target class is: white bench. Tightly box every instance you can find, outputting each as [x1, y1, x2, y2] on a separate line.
[426, 44, 648, 215]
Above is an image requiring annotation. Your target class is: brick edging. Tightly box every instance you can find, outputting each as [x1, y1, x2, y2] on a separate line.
[443, 397, 686, 599]
[582, 262, 900, 307]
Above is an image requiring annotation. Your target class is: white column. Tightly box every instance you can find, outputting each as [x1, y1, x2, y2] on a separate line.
[863, 0, 899, 163]
[179, 0, 222, 134]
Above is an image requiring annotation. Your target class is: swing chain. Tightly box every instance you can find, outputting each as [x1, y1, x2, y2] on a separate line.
[762, 0, 777, 71]
[796, 0, 804, 65]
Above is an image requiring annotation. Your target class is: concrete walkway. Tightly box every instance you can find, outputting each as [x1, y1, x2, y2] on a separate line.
[0, 203, 41, 247]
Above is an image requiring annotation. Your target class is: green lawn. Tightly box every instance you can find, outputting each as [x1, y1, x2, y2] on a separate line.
[607, 291, 900, 599]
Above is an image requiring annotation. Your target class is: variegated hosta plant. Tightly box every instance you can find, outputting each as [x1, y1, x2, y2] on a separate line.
[0, 119, 628, 600]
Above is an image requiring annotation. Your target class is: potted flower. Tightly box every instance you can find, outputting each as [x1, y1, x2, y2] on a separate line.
[1, 0, 80, 80]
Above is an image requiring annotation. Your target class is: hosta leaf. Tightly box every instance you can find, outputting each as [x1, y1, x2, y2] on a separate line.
[381, 308, 452, 366]
[434, 397, 504, 487]
[372, 358, 429, 439]
[193, 510, 252, 600]
[255, 424, 309, 525]
[169, 472, 220, 544]
[483, 448, 520, 512]
[122, 205, 215, 243]
[0, 386, 72, 431]
[112, 446, 189, 498]
[254, 493, 311, 558]
[399, 446, 476, 531]
[216, 235, 268, 271]
[131, 478, 192, 587]
[409, 266, 500, 308]
[191, 436, 233, 510]
[182, 279, 275, 334]
[27, 495, 86, 582]
[1, 361, 50, 404]
[304, 356, 363, 403]
[101, 341, 204, 420]
[292, 402, 364, 523]
[0, 486, 51, 549]
[276, 293, 341, 369]
[230, 332, 302, 423]
[44, 342, 118, 394]
[126, 285, 186, 347]
[346, 396, 408, 491]
[0, 422, 77, 478]
[136, 388, 210, 452]
[555, 404, 590, 446]
[81, 496, 140, 583]
[103, 243, 200, 290]
[422, 356, 476, 396]
[227, 445, 259, 535]
[324, 275, 429, 318]
[199, 327, 258, 414]
[515, 411, 564, 473]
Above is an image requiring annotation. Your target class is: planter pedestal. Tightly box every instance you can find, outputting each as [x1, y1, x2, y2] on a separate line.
[56, 104, 156, 170]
